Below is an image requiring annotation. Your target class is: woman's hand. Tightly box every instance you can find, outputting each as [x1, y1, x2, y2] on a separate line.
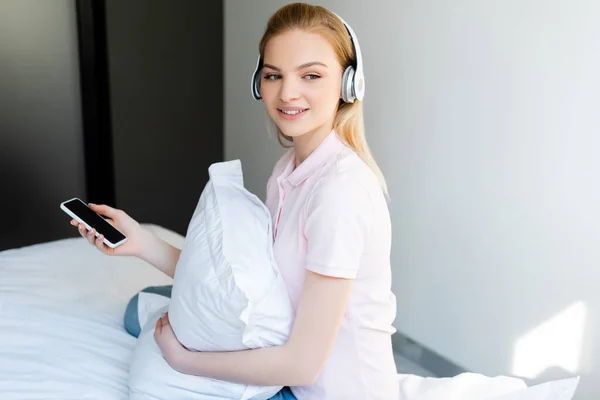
[154, 312, 188, 370]
[70, 203, 154, 258]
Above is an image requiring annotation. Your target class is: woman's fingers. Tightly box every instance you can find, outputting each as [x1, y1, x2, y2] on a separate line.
[95, 232, 106, 251]
[72, 220, 111, 255]
[75, 222, 98, 243]
[155, 318, 162, 335]
[87, 228, 96, 244]
[77, 224, 87, 238]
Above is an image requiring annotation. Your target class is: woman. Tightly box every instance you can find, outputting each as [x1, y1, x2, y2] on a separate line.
[72, 3, 398, 399]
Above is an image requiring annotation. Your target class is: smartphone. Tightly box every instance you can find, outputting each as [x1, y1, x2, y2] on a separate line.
[60, 198, 128, 248]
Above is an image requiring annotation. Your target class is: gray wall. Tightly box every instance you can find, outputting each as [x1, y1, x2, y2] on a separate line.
[0, 0, 85, 251]
[0, 0, 224, 249]
[225, 1, 600, 398]
[105, 0, 223, 236]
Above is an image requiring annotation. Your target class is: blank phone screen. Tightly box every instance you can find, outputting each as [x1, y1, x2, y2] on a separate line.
[64, 199, 126, 244]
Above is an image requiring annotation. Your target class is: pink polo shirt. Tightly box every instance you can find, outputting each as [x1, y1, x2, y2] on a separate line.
[265, 130, 399, 399]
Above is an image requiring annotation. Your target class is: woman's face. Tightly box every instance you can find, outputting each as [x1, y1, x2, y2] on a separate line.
[260, 29, 343, 140]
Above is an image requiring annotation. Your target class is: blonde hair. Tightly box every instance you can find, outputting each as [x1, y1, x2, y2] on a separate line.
[259, 2, 388, 197]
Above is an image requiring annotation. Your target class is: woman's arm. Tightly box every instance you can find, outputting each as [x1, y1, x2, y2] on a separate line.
[156, 270, 353, 386]
[138, 231, 181, 279]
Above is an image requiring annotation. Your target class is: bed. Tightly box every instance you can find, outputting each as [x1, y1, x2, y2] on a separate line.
[0, 224, 577, 400]
[0, 224, 177, 399]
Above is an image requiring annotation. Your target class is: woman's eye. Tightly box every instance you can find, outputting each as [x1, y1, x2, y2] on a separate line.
[263, 73, 320, 81]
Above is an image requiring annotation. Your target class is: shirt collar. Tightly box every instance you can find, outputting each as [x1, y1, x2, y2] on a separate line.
[278, 129, 345, 187]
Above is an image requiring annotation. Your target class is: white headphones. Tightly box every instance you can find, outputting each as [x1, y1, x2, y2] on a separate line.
[251, 12, 365, 103]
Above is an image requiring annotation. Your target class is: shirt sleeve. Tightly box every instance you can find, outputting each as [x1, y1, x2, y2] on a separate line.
[303, 175, 373, 279]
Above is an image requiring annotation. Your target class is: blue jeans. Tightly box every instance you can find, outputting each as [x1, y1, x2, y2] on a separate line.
[124, 285, 297, 400]
[267, 386, 296, 399]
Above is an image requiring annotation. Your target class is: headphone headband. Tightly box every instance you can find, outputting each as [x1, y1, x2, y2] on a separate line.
[332, 12, 365, 102]
[251, 11, 364, 103]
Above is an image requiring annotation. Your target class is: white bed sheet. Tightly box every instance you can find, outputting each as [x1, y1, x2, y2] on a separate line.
[0, 224, 177, 400]
[1, 224, 572, 400]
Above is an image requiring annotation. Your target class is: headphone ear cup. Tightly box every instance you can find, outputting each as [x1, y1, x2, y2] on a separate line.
[252, 70, 262, 100]
[341, 66, 355, 103]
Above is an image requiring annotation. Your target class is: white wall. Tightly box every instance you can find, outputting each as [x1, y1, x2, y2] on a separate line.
[225, 1, 600, 398]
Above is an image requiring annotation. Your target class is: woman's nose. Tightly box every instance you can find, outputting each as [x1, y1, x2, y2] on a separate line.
[279, 77, 301, 102]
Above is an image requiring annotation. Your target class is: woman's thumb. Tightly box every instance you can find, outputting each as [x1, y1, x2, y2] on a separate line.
[89, 203, 117, 218]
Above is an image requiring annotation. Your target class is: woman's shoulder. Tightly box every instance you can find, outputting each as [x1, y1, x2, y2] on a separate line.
[308, 147, 386, 215]
[316, 146, 381, 196]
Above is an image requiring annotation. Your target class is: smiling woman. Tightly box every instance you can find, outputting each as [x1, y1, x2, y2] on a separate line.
[116, 3, 397, 400]
[151, 3, 398, 399]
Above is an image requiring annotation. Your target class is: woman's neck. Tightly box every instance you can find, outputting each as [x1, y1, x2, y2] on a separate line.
[292, 122, 334, 167]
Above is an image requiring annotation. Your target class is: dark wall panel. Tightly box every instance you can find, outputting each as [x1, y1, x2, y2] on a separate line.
[104, 0, 224, 236]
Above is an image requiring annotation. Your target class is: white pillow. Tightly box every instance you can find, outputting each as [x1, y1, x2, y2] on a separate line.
[397, 372, 527, 400]
[129, 160, 294, 400]
[487, 377, 579, 400]
[129, 305, 247, 400]
[397, 373, 580, 400]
